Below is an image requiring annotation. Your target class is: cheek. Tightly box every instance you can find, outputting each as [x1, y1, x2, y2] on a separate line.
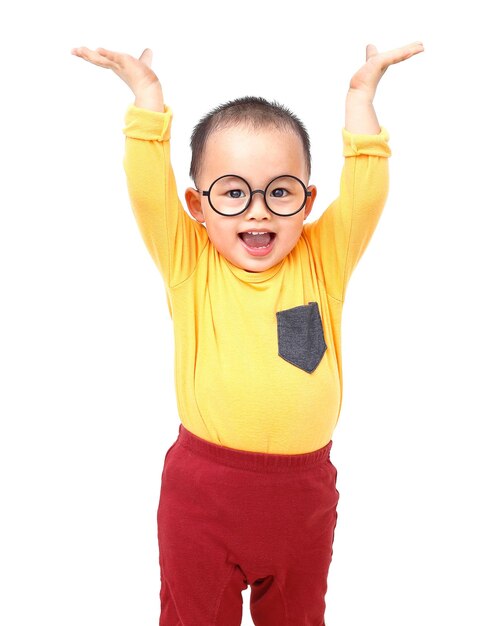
[282, 219, 304, 239]
[206, 220, 238, 243]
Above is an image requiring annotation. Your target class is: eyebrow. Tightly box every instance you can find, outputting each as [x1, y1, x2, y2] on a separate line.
[214, 173, 299, 186]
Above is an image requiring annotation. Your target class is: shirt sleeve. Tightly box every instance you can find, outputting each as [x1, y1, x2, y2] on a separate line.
[303, 126, 391, 302]
[122, 104, 208, 289]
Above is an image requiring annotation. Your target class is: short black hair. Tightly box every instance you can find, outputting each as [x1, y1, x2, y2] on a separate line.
[189, 95, 311, 189]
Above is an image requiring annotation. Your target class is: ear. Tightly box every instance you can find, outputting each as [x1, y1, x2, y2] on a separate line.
[185, 187, 206, 223]
[303, 185, 317, 220]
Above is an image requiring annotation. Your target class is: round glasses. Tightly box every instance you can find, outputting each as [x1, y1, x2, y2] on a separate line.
[197, 174, 312, 217]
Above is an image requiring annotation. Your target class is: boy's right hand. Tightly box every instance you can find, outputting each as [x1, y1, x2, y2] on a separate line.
[71, 47, 164, 111]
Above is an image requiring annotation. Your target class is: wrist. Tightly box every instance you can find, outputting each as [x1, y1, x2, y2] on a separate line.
[134, 80, 164, 112]
[346, 86, 375, 104]
[345, 89, 380, 134]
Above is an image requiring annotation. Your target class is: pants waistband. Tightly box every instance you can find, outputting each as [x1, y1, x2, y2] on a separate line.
[176, 423, 333, 473]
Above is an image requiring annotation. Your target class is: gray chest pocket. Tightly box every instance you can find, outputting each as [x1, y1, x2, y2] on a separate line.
[276, 301, 327, 373]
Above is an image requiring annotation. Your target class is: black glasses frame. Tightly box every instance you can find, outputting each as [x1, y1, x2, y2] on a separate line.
[196, 173, 312, 217]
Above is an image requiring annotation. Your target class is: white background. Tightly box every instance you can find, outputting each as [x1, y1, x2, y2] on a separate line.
[1, 0, 502, 624]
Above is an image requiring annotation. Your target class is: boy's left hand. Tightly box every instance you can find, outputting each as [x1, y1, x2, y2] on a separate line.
[349, 41, 424, 101]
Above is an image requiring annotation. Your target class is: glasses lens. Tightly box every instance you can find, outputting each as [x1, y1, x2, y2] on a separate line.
[209, 175, 250, 215]
[265, 176, 306, 215]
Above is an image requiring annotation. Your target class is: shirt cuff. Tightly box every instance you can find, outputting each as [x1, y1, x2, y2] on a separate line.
[342, 125, 392, 157]
[122, 103, 172, 141]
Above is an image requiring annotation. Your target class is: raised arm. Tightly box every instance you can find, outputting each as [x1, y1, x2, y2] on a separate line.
[303, 41, 424, 302]
[71, 46, 208, 289]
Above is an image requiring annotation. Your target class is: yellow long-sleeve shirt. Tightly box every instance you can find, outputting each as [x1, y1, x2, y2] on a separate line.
[122, 104, 391, 454]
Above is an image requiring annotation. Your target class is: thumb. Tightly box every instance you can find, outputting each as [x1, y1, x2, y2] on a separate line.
[139, 48, 153, 67]
[366, 44, 378, 61]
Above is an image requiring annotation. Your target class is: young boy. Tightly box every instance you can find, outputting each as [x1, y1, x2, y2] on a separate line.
[71, 41, 424, 626]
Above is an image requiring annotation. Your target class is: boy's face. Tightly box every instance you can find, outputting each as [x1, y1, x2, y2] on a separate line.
[185, 123, 317, 273]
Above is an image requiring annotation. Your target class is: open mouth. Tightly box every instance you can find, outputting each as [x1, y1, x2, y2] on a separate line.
[238, 231, 276, 249]
[238, 231, 277, 257]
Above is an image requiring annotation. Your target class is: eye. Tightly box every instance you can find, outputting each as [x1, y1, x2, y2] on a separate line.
[270, 187, 289, 198]
[227, 189, 246, 199]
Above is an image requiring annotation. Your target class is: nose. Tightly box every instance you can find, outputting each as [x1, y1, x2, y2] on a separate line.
[246, 190, 271, 217]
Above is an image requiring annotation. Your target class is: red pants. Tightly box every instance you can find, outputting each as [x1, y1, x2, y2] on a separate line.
[157, 423, 339, 625]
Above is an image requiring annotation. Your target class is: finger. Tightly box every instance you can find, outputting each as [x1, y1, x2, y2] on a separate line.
[70, 46, 117, 69]
[378, 41, 424, 67]
[95, 47, 126, 65]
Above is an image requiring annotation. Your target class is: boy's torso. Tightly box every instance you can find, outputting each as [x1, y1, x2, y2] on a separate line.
[166, 231, 344, 455]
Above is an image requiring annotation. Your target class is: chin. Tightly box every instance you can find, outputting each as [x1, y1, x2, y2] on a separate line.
[244, 258, 278, 273]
